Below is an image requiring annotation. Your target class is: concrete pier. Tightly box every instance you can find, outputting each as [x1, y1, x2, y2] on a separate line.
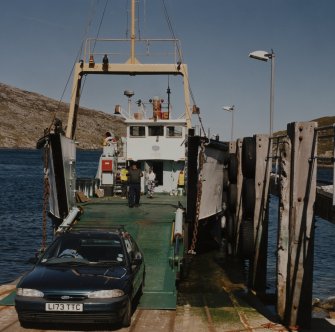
[1, 250, 335, 331]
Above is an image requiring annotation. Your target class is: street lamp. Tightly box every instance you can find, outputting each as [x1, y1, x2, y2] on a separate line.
[249, 50, 275, 137]
[223, 105, 236, 141]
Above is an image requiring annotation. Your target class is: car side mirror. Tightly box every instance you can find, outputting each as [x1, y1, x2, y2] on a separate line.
[28, 250, 44, 264]
[132, 252, 143, 266]
[133, 257, 143, 265]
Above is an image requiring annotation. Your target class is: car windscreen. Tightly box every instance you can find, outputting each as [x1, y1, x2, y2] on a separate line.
[40, 235, 125, 264]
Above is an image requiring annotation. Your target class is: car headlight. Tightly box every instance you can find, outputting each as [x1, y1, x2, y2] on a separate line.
[87, 289, 124, 298]
[17, 288, 44, 297]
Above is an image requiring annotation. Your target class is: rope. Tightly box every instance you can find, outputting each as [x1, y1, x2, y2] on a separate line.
[80, 0, 109, 95]
[61, 0, 98, 104]
[137, 0, 141, 40]
[125, 0, 129, 38]
[39, 1, 107, 248]
[161, 0, 206, 136]
[92, 0, 109, 52]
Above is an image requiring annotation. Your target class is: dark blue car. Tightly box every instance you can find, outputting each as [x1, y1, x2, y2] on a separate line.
[15, 229, 145, 328]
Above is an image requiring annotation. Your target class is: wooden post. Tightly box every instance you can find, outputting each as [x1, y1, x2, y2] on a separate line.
[277, 136, 291, 320]
[229, 141, 236, 154]
[278, 122, 317, 328]
[252, 134, 271, 293]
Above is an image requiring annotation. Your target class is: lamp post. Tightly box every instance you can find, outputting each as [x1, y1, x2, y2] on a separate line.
[223, 105, 236, 141]
[249, 50, 275, 137]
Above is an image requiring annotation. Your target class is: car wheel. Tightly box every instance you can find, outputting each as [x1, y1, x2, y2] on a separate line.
[122, 297, 132, 327]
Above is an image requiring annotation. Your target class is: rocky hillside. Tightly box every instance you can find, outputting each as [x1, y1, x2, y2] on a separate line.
[0, 82, 334, 154]
[274, 115, 335, 158]
[0, 83, 126, 149]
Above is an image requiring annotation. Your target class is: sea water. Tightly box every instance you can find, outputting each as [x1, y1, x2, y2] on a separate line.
[267, 196, 335, 300]
[0, 149, 334, 300]
[0, 149, 100, 284]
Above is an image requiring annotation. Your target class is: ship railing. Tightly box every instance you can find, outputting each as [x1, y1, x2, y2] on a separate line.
[83, 37, 183, 65]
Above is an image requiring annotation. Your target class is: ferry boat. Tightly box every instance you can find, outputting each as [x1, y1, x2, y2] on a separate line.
[95, 93, 187, 196]
[38, 0, 229, 310]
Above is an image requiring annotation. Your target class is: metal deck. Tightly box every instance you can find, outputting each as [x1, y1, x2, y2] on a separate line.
[73, 194, 186, 309]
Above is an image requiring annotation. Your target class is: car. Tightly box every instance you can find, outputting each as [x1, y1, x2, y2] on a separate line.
[15, 228, 145, 328]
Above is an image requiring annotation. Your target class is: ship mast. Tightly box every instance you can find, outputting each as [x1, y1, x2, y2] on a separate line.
[65, 0, 192, 139]
[130, 0, 136, 64]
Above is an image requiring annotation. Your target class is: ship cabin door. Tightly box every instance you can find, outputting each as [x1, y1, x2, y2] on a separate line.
[150, 161, 163, 186]
[142, 161, 163, 192]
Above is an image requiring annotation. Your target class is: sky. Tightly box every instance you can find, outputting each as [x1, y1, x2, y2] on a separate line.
[0, 0, 334, 141]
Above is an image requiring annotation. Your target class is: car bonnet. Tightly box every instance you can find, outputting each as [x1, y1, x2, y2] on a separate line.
[18, 264, 129, 292]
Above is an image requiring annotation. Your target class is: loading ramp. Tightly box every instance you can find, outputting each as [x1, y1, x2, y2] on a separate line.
[73, 194, 186, 309]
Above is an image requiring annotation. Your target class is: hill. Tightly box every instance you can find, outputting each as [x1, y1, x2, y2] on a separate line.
[0, 82, 333, 155]
[0, 83, 126, 149]
[274, 116, 335, 158]
[311, 116, 335, 158]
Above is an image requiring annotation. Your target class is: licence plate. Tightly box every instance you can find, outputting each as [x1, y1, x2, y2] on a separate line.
[45, 303, 83, 312]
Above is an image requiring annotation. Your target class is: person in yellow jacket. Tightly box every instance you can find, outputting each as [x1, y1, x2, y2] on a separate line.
[120, 167, 128, 199]
[178, 170, 185, 188]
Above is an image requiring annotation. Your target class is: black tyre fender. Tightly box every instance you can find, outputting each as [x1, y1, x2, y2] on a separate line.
[122, 297, 132, 327]
[228, 154, 238, 184]
[240, 219, 254, 259]
[228, 183, 237, 212]
[222, 190, 228, 210]
[222, 168, 229, 190]
[223, 151, 230, 166]
[226, 213, 235, 241]
[242, 178, 255, 219]
[242, 137, 256, 179]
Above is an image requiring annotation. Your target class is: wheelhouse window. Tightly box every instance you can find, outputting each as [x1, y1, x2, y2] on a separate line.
[130, 126, 145, 137]
[166, 126, 183, 137]
[148, 126, 164, 136]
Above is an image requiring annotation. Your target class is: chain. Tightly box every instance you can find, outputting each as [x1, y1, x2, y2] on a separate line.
[41, 138, 50, 251]
[188, 139, 206, 255]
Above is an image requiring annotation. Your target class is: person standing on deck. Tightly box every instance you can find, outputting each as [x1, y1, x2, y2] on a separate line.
[120, 166, 128, 199]
[103, 131, 113, 146]
[146, 168, 156, 198]
[102, 131, 118, 156]
[127, 163, 143, 207]
[178, 170, 185, 190]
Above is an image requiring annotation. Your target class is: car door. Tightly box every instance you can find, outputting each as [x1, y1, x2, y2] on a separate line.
[123, 235, 144, 298]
